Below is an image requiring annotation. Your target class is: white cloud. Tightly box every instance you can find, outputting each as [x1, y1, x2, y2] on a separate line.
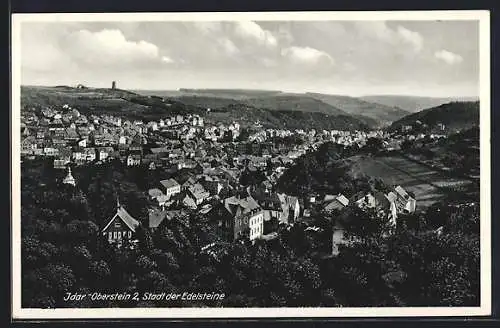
[281, 46, 334, 66]
[397, 26, 423, 52]
[233, 21, 277, 48]
[434, 50, 463, 65]
[217, 38, 240, 56]
[65, 29, 161, 67]
[161, 56, 174, 64]
[353, 22, 424, 53]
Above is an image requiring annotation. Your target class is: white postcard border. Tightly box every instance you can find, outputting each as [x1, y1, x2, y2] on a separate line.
[11, 10, 491, 319]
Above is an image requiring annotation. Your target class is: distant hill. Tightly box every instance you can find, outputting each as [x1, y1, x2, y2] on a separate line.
[241, 95, 349, 116]
[131, 89, 184, 98]
[169, 95, 242, 110]
[179, 88, 282, 98]
[389, 101, 479, 133]
[21, 86, 369, 131]
[361, 95, 479, 113]
[206, 103, 369, 131]
[134, 89, 417, 126]
[21, 85, 204, 120]
[134, 88, 283, 100]
[306, 92, 410, 126]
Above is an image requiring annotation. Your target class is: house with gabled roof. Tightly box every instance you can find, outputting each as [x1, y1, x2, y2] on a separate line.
[323, 194, 350, 212]
[181, 176, 198, 191]
[21, 136, 37, 155]
[127, 154, 141, 166]
[77, 138, 88, 148]
[214, 195, 264, 242]
[188, 183, 210, 206]
[182, 193, 198, 210]
[84, 147, 96, 162]
[97, 147, 114, 162]
[64, 128, 80, 142]
[148, 207, 168, 231]
[201, 175, 224, 196]
[354, 192, 378, 210]
[148, 188, 164, 200]
[102, 200, 140, 244]
[21, 126, 31, 137]
[393, 185, 417, 214]
[251, 189, 284, 222]
[277, 193, 301, 224]
[159, 178, 181, 197]
[374, 191, 398, 227]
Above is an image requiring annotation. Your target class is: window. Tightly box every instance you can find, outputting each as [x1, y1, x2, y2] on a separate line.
[108, 232, 112, 241]
[117, 231, 121, 239]
[129, 231, 132, 238]
[113, 231, 117, 239]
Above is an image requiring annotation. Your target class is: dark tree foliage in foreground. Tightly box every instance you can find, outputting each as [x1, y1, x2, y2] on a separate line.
[21, 158, 479, 308]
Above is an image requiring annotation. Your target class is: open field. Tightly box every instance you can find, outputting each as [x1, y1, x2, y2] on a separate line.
[347, 155, 474, 209]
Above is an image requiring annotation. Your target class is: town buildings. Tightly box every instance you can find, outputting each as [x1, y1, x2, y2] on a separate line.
[21, 101, 427, 248]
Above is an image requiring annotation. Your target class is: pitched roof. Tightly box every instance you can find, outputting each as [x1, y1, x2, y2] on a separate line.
[182, 176, 197, 187]
[188, 183, 209, 200]
[395, 185, 411, 200]
[336, 194, 350, 207]
[99, 146, 114, 152]
[386, 191, 398, 203]
[160, 178, 180, 189]
[148, 188, 164, 198]
[65, 128, 79, 138]
[102, 206, 140, 232]
[324, 194, 336, 202]
[157, 194, 170, 203]
[150, 147, 170, 154]
[149, 208, 167, 229]
[223, 196, 261, 217]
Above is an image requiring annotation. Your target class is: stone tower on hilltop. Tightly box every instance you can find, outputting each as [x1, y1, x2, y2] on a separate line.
[112, 81, 116, 90]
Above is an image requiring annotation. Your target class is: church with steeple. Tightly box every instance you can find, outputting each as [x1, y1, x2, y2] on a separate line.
[101, 197, 140, 245]
[62, 166, 76, 186]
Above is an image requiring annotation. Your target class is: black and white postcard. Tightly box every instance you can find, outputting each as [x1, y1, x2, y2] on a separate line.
[11, 10, 491, 319]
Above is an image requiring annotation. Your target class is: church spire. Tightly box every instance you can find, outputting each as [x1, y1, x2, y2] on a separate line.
[63, 166, 76, 186]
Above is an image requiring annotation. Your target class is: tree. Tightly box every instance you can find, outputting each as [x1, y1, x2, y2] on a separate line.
[401, 139, 413, 152]
[89, 260, 112, 281]
[135, 255, 157, 274]
[64, 220, 99, 245]
[364, 137, 383, 153]
[135, 225, 154, 255]
[22, 237, 60, 269]
[42, 263, 76, 296]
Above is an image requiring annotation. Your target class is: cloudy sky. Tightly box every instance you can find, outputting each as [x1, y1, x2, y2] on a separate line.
[20, 20, 479, 97]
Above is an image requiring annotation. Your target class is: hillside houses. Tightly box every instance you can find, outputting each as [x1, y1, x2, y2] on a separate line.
[21, 101, 428, 248]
